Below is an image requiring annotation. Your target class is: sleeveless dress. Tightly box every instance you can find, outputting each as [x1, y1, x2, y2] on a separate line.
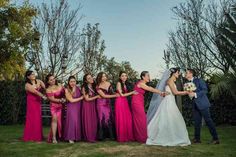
[115, 87, 134, 142]
[46, 88, 65, 142]
[96, 86, 115, 140]
[82, 87, 98, 142]
[131, 81, 147, 143]
[64, 87, 82, 141]
[146, 85, 191, 146]
[23, 87, 43, 142]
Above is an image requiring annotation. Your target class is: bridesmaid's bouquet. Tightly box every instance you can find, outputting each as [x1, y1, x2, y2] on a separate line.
[184, 82, 197, 99]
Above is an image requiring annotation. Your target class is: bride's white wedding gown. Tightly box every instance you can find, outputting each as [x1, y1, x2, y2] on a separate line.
[146, 85, 191, 146]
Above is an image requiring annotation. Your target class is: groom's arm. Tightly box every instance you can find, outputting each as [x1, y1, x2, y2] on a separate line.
[195, 79, 208, 98]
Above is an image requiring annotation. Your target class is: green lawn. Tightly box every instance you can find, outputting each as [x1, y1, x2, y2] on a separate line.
[0, 125, 235, 157]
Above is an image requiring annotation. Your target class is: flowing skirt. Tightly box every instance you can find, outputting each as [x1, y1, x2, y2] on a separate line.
[146, 95, 191, 146]
[23, 96, 43, 142]
[64, 102, 82, 141]
[82, 100, 98, 142]
[115, 97, 134, 142]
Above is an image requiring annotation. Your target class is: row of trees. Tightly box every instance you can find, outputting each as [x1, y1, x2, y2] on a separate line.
[164, 0, 236, 103]
[0, 0, 138, 82]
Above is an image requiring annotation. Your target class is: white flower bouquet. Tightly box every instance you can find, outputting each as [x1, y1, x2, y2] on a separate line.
[184, 82, 197, 99]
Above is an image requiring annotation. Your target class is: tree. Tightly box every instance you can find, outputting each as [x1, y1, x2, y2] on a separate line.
[209, 3, 236, 103]
[166, 20, 211, 78]
[103, 57, 138, 83]
[216, 4, 236, 73]
[79, 23, 106, 76]
[171, 0, 235, 74]
[25, 0, 83, 81]
[0, 0, 37, 80]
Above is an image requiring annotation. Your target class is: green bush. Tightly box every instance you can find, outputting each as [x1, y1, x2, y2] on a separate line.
[0, 80, 26, 124]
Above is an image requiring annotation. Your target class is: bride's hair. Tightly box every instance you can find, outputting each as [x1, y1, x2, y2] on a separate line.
[169, 67, 180, 77]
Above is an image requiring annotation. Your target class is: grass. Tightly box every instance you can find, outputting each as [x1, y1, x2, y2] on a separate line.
[0, 125, 235, 157]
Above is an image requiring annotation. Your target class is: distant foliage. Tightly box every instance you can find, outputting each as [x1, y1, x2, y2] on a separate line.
[0, 81, 26, 124]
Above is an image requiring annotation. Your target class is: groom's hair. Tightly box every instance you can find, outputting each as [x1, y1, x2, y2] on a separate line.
[187, 68, 196, 77]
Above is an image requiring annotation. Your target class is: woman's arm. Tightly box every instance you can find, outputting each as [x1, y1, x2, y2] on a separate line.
[46, 89, 63, 103]
[116, 82, 136, 97]
[25, 83, 46, 99]
[167, 80, 187, 96]
[38, 79, 46, 89]
[65, 89, 83, 103]
[82, 87, 100, 101]
[97, 89, 119, 98]
[138, 82, 163, 95]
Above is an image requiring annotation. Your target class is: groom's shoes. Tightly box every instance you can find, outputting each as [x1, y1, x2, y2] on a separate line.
[192, 139, 201, 144]
[209, 140, 220, 145]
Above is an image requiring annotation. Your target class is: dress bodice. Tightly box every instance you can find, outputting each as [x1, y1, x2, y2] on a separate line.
[165, 84, 176, 97]
[133, 81, 145, 95]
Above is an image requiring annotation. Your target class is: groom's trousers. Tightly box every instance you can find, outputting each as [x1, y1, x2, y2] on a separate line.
[193, 104, 219, 140]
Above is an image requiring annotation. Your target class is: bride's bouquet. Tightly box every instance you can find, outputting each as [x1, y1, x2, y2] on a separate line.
[184, 82, 197, 99]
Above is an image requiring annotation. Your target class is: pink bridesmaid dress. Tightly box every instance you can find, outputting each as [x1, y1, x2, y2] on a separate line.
[131, 81, 147, 143]
[96, 86, 115, 140]
[82, 87, 98, 142]
[64, 87, 82, 141]
[115, 87, 134, 142]
[47, 88, 64, 142]
[23, 87, 43, 142]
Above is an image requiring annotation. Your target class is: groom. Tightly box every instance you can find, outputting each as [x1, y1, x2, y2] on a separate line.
[185, 68, 219, 144]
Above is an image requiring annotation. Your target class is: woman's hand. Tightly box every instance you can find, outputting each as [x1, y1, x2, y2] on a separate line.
[132, 90, 139, 95]
[115, 93, 120, 97]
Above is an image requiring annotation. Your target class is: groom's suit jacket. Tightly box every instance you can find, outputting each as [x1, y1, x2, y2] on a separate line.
[192, 78, 211, 110]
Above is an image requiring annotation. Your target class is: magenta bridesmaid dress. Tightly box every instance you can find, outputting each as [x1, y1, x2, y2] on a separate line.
[23, 87, 43, 142]
[64, 87, 82, 141]
[96, 86, 115, 140]
[131, 81, 147, 143]
[115, 87, 134, 142]
[46, 88, 64, 142]
[82, 88, 98, 142]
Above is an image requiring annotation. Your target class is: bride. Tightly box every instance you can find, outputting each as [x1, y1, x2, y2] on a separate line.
[146, 67, 191, 146]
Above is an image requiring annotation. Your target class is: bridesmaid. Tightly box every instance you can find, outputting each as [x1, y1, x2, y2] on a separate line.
[131, 71, 166, 143]
[45, 74, 65, 143]
[115, 71, 137, 142]
[64, 76, 83, 143]
[81, 74, 100, 142]
[23, 70, 47, 142]
[96, 72, 119, 140]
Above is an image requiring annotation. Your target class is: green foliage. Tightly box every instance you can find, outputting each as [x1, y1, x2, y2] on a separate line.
[210, 72, 236, 103]
[0, 80, 26, 124]
[0, 0, 37, 80]
[80, 23, 106, 76]
[103, 57, 139, 83]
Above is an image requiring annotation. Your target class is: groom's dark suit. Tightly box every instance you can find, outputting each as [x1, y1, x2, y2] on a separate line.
[191, 77, 218, 141]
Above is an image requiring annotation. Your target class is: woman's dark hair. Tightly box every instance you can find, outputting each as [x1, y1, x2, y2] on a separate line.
[169, 67, 180, 77]
[67, 75, 77, 94]
[82, 74, 97, 95]
[118, 71, 131, 94]
[140, 71, 149, 80]
[25, 70, 37, 85]
[96, 72, 107, 86]
[45, 74, 58, 88]
[187, 68, 197, 77]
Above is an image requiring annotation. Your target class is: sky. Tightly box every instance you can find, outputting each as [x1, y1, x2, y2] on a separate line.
[17, 0, 185, 78]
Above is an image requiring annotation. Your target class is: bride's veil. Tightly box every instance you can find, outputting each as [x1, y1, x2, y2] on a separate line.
[147, 69, 171, 124]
